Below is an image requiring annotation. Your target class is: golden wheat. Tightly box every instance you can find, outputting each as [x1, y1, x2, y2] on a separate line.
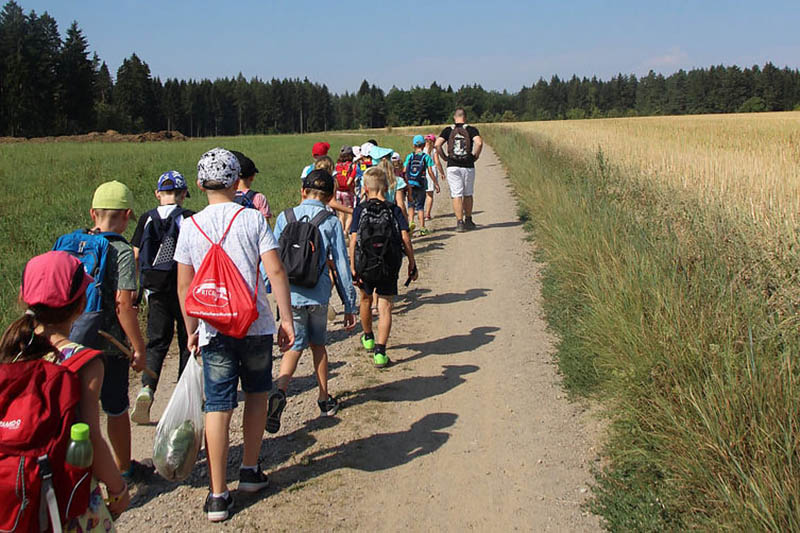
[507, 111, 800, 230]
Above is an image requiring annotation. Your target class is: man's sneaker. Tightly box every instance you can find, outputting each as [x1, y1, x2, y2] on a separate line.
[204, 492, 234, 522]
[464, 217, 477, 230]
[361, 334, 375, 351]
[130, 386, 153, 425]
[318, 395, 339, 416]
[265, 389, 286, 434]
[419, 227, 431, 236]
[238, 464, 269, 493]
[455, 220, 466, 233]
[373, 352, 390, 368]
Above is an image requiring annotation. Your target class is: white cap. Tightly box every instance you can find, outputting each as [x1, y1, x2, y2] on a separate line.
[197, 147, 240, 188]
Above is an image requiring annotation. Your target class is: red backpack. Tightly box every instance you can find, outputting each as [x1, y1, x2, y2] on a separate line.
[0, 347, 99, 532]
[335, 161, 354, 190]
[184, 207, 259, 339]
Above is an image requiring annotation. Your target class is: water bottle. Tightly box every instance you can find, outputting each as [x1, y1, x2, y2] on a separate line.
[65, 422, 93, 468]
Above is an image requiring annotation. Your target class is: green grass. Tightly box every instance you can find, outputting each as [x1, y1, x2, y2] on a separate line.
[484, 125, 800, 531]
[0, 132, 414, 327]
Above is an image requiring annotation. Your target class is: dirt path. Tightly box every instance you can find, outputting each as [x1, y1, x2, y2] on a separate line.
[116, 146, 601, 531]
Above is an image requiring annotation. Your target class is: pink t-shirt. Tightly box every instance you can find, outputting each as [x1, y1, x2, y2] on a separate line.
[240, 188, 272, 220]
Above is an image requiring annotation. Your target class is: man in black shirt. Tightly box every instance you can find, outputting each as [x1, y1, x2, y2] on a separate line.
[435, 107, 483, 232]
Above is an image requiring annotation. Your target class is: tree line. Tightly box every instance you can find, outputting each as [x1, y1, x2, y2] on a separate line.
[2, 0, 799, 138]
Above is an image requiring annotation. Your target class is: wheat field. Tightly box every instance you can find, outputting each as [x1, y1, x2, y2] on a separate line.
[506, 111, 800, 230]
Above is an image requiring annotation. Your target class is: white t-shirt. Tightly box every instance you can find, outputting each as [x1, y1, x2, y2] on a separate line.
[174, 202, 279, 346]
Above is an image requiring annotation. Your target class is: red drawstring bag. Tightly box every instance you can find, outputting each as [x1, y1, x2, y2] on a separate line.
[185, 208, 259, 339]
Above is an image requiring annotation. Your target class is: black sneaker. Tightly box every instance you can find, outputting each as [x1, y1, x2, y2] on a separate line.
[266, 389, 286, 434]
[238, 463, 269, 493]
[455, 220, 466, 233]
[318, 395, 339, 416]
[203, 492, 234, 522]
[121, 459, 155, 484]
[464, 217, 477, 230]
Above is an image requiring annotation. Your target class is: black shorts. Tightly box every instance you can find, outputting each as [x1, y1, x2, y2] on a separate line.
[100, 353, 130, 416]
[360, 276, 398, 297]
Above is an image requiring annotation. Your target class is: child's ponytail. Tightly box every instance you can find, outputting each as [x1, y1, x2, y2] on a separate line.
[0, 310, 56, 363]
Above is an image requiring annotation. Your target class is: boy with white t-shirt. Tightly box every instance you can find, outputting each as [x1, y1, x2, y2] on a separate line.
[174, 147, 294, 522]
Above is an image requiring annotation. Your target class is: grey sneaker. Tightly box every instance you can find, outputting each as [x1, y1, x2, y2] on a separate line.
[204, 492, 234, 522]
[130, 386, 153, 425]
[265, 389, 286, 434]
[455, 220, 466, 233]
[238, 463, 269, 493]
[464, 217, 477, 230]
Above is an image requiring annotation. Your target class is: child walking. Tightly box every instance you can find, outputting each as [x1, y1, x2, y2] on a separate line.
[268, 169, 358, 432]
[0, 251, 130, 530]
[334, 145, 357, 231]
[423, 134, 441, 221]
[232, 150, 272, 223]
[130, 171, 194, 425]
[349, 167, 417, 367]
[174, 148, 294, 522]
[404, 135, 439, 236]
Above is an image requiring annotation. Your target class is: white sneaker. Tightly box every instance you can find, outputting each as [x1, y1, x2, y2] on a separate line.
[131, 386, 153, 425]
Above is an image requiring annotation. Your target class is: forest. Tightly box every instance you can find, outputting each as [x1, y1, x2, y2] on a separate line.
[1, 0, 799, 138]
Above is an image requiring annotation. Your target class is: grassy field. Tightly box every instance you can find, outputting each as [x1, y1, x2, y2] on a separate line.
[0, 132, 417, 326]
[484, 112, 800, 531]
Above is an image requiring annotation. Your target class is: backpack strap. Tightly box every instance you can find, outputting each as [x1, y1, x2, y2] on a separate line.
[309, 209, 334, 228]
[245, 190, 257, 202]
[283, 207, 297, 224]
[59, 347, 103, 374]
[37, 455, 63, 533]
[191, 207, 246, 245]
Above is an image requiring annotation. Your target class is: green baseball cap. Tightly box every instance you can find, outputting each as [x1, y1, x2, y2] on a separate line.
[92, 180, 134, 210]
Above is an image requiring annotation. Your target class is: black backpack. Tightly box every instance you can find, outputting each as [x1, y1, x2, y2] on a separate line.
[447, 124, 473, 164]
[355, 199, 403, 284]
[234, 189, 257, 209]
[138, 207, 185, 290]
[278, 208, 332, 288]
[406, 153, 428, 189]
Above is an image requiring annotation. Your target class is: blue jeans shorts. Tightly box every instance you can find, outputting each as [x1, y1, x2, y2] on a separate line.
[291, 305, 328, 351]
[409, 186, 426, 211]
[202, 334, 273, 412]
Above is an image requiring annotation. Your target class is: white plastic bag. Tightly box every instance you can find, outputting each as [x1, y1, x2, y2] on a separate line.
[153, 353, 204, 482]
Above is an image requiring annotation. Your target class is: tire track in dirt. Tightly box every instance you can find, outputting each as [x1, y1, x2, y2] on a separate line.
[116, 145, 601, 532]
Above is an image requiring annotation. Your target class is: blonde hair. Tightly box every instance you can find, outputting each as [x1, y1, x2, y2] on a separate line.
[92, 208, 131, 223]
[313, 156, 334, 174]
[378, 157, 396, 193]
[363, 167, 388, 196]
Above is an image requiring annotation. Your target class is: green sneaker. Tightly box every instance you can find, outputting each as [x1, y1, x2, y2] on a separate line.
[419, 227, 431, 236]
[131, 386, 153, 425]
[361, 334, 375, 351]
[409, 222, 416, 233]
[373, 352, 390, 368]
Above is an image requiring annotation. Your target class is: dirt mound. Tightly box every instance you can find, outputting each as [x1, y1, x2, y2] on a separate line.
[0, 130, 187, 144]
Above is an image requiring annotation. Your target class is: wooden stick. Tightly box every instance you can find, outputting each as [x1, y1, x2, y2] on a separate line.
[97, 330, 158, 380]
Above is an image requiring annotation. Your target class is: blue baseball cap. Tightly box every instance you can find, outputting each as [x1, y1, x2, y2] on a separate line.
[412, 134, 425, 146]
[157, 170, 190, 197]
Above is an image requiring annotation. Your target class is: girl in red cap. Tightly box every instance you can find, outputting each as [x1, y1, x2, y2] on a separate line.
[0, 251, 129, 531]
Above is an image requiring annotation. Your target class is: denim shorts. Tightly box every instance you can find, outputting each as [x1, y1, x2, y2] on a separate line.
[291, 305, 328, 351]
[202, 334, 273, 412]
[409, 187, 426, 210]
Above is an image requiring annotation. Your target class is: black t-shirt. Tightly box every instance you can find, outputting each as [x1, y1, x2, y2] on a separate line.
[438, 124, 481, 168]
[131, 205, 195, 291]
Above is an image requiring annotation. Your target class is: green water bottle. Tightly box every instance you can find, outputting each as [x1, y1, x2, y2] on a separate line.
[65, 423, 93, 468]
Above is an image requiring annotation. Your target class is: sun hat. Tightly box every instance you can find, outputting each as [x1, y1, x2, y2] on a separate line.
[21, 251, 92, 308]
[369, 146, 394, 161]
[391, 152, 401, 161]
[366, 139, 378, 146]
[302, 169, 334, 195]
[312, 142, 331, 158]
[157, 170, 190, 197]
[359, 142, 373, 158]
[230, 150, 259, 177]
[92, 180, 135, 211]
[352, 145, 362, 159]
[424, 134, 436, 141]
[412, 134, 425, 146]
[197, 147, 241, 189]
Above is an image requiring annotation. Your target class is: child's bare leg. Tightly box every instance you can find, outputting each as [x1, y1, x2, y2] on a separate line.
[276, 349, 303, 392]
[310, 344, 329, 401]
[376, 295, 394, 345]
[425, 191, 434, 218]
[205, 410, 233, 494]
[242, 392, 267, 467]
[359, 289, 373, 333]
[107, 413, 131, 472]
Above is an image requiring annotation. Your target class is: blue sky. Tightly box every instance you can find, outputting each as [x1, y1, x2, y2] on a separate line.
[18, 0, 800, 93]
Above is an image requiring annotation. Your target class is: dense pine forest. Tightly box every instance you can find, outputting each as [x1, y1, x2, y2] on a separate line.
[1, 1, 799, 138]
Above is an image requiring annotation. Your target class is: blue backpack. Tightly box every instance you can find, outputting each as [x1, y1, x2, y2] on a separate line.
[233, 189, 258, 209]
[138, 207, 186, 290]
[52, 229, 127, 348]
[406, 153, 428, 189]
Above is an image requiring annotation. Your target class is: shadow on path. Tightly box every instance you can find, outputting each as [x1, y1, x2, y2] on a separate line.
[395, 287, 491, 314]
[392, 326, 499, 364]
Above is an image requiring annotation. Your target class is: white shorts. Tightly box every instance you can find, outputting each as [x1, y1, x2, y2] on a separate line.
[446, 166, 475, 198]
[426, 168, 437, 192]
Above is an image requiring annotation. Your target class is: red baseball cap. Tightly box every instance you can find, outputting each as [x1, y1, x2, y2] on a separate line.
[312, 142, 330, 158]
[20, 251, 92, 308]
